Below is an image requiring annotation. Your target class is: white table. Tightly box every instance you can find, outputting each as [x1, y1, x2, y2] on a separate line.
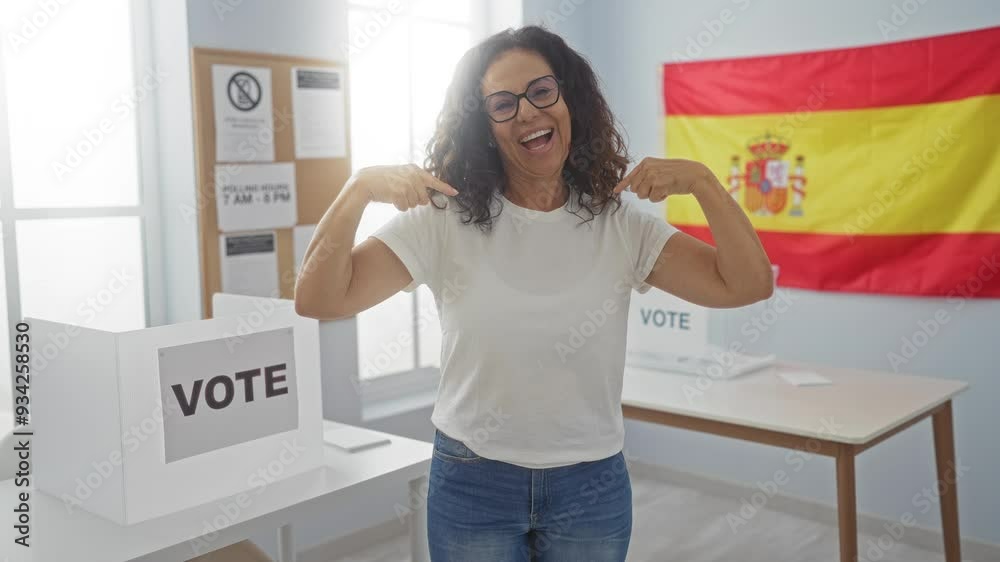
[1, 421, 432, 562]
[621, 360, 968, 562]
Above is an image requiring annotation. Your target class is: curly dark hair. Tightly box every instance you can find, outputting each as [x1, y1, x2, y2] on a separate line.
[424, 25, 629, 232]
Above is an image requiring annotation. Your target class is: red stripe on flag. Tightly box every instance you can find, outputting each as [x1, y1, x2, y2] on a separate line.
[674, 226, 1000, 298]
[663, 26, 1000, 116]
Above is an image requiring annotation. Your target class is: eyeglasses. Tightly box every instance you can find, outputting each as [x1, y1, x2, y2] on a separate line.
[482, 75, 561, 123]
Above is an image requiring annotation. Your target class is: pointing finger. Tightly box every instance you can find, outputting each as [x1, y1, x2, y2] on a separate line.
[614, 163, 642, 194]
[418, 169, 459, 196]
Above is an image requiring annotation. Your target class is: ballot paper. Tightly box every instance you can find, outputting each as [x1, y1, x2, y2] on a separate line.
[778, 370, 832, 386]
[323, 425, 391, 453]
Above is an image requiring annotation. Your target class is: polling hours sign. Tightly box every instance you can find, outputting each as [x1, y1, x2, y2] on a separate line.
[157, 327, 299, 463]
[214, 162, 297, 232]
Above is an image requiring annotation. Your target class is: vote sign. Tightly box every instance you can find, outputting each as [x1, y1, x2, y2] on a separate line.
[627, 288, 709, 354]
[157, 327, 298, 463]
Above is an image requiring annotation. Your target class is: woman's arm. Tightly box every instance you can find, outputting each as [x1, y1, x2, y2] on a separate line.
[615, 157, 773, 308]
[294, 164, 457, 320]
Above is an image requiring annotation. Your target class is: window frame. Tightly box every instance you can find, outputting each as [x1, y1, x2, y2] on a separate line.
[348, 0, 490, 414]
[0, 0, 166, 415]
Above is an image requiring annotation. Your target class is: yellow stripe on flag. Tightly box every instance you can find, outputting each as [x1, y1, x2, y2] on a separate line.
[665, 94, 1000, 235]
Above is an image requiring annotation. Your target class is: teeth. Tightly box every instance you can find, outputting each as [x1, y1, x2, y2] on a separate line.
[519, 128, 552, 143]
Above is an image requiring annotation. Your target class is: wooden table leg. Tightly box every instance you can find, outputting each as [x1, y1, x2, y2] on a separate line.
[933, 401, 962, 562]
[836, 445, 858, 562]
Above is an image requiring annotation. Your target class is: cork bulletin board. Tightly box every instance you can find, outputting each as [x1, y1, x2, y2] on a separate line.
[190, 47, 352, 318]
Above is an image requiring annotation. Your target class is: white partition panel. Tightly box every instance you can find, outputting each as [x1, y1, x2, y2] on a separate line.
[31, 306, 322, 525]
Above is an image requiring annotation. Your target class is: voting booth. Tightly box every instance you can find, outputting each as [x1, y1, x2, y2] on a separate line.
[31, 306, 323, 525]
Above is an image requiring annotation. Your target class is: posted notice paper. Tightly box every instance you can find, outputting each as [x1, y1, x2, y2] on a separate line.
[212, 64, 275, 162]
[215, 162, 297, 232]
[219, 231, 279, 298]
[291, 67, 347, 159]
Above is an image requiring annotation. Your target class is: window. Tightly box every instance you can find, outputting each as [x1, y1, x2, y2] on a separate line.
[349, 0, 485, 385]
[0, 1, 162, 414]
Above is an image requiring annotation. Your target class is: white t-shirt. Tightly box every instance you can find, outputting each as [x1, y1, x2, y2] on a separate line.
[371, 191, 679, 468]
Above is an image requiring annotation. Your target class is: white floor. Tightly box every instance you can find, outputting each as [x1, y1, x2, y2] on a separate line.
[324, 472, 946, 562]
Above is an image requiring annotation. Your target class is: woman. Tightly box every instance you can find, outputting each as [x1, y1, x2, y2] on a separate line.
[295, 26, 773, 562]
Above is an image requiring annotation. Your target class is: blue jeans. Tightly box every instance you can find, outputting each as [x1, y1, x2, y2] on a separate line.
[427, 429, 632, 561]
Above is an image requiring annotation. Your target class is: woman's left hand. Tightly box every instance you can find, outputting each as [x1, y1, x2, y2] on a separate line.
[613, 157, 717, 201]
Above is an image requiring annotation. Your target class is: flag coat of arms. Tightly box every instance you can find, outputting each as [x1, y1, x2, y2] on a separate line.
[662, 26, 1000, 298]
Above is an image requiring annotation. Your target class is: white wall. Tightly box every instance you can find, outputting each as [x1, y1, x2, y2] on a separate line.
[529, 0, 1000, 547]
[187, 0, 349, 59]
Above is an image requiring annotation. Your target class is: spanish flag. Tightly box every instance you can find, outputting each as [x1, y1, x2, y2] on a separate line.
[663, 26, 1000, 298]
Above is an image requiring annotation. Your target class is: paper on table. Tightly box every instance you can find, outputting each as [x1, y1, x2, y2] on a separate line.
[778, 370, 832, 386]
[323, 426, 391, 453]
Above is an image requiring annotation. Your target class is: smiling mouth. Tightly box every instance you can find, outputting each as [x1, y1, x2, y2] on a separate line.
[519, 128, 554, 152]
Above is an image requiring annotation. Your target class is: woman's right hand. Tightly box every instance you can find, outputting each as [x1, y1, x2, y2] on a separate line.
[350, 164, 459, 211]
